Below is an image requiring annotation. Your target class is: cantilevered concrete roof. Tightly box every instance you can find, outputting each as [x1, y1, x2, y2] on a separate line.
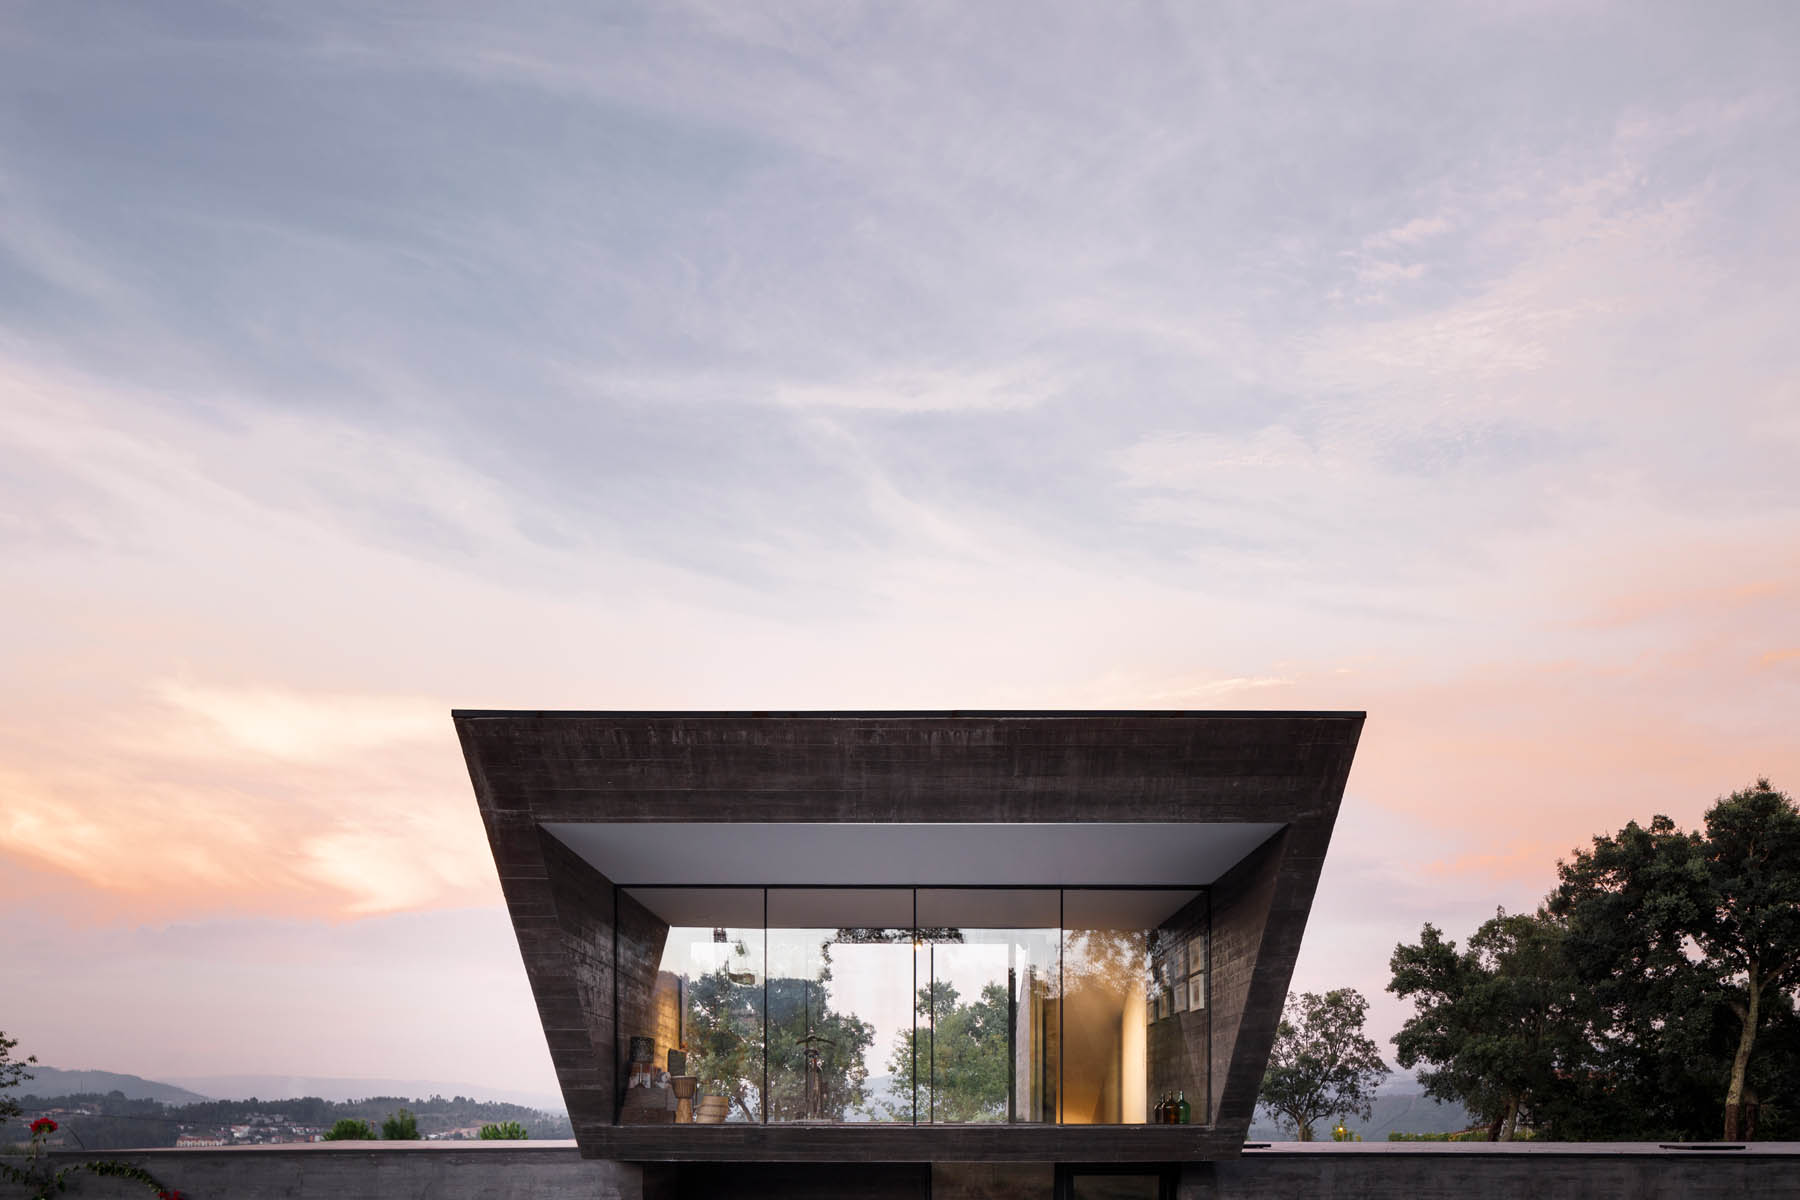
[454, 710, 1364, 1164]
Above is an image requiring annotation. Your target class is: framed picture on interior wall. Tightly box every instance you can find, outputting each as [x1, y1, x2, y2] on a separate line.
[1173, 945, 1188, 983]
[1188, 934, 1207, 974]
[1187, 973, 1206, 1012]
[1156, 988, 1171, 1020]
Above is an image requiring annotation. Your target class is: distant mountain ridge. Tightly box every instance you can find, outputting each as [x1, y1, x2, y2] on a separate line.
[164, 1074, 565, 1113]
[17, 1067, 209, 1105]
[1249, 1091, 1475, 1141]
[17, 1067, 564, 1115]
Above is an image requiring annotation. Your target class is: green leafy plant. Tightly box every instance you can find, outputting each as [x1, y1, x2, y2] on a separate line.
[0, 1032, 33, 1129]
[321, 1118, 376, 1141]
[477, 1121, 528, 1139]
[0, 1116, 178, 1199]
[379, 1108, 418, 1140]
[1257, 989, 1389, 1141]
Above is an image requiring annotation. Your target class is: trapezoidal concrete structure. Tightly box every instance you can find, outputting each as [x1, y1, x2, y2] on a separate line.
[455, 709, 1362, 1180]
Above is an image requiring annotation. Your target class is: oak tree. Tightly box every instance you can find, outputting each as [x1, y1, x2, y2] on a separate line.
[1389, 909, 1586, 1139]
[1257, 989, 1388, 1141]
[1549, 780, 1800, 1141]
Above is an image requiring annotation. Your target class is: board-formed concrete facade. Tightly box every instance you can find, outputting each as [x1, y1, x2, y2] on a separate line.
[454, 710, 1362, 1179]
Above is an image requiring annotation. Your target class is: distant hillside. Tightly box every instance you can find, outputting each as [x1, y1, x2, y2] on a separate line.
[18, 1067, 209, 1105]
[1249, 1091, 1475, 1141]
[163, 1074, 564, 1113]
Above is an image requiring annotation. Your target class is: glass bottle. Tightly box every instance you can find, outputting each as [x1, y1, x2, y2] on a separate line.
[1176, 1091, 1191, 1125]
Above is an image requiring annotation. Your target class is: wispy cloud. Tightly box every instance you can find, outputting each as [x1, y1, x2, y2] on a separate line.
[2, 0, 1798, 1090]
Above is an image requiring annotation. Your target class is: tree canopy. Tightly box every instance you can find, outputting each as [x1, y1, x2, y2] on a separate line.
[880, 981, 1011, 1123]
[1389, 908, 1587, 1139]
[682, 941, 876, 1123]
[478, 1120, 528, 1139]
[380, 1108, 419, 1140]
[1257, 988, 1388, 1141]
[0, 1030, 34, 1127]
[1549, 779, 1800, 1140]
[1387, 779, 1800, 1142]
[322, 1118, 375, 1141]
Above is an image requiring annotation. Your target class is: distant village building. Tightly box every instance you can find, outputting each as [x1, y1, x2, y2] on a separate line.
[174, 1134, 227, 1148]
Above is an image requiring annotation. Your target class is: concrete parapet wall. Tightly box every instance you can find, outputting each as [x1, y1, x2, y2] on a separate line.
[26, 1145, 638, 1200]
[1187, 1144, 1800, 1200]
[22, 1143, 1800, 1200]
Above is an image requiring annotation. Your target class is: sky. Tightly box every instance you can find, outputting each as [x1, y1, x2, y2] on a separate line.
[2, 1, 1798, 1102]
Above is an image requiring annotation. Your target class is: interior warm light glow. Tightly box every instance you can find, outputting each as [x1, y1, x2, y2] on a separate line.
[1121, 978, 1147, 1123]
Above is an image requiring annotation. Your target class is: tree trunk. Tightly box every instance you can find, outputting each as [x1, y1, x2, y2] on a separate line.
[1296, 1117, 1314, 1142]
[1485, 1111, 1504, 1142]
[733, 1088, 758, 1124]
[1500, 1095, 1520, 1142]
[1724, 971, 1759, 1142]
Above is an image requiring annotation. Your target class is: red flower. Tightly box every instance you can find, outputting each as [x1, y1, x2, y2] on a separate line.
[30, 1117, 57, 1134]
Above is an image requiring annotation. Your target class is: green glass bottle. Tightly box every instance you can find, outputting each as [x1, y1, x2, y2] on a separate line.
[1176, 1091, 1191, 1125]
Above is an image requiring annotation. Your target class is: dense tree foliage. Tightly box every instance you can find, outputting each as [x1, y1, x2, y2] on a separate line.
[880, 981, 1011, 1122]
[322, 1118, 376, 1141]
[0, 1030, 33, 1127]
[683, 943, 876, 1123]
[379, 1107, 419, 1140]
[1257, 989, 1388, 1140]
[1389, 909, 1588, 1139]
[1388, 780, 1800, 1141]
[478, 1120, 528, 1139]
[1550, 779, 1800, 1140]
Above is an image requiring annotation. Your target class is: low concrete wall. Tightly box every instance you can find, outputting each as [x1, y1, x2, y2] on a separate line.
[1186, 1144, 1800, 1200]
[19, 1142, 1800, 1200]
[23, 1144, 634, 1200]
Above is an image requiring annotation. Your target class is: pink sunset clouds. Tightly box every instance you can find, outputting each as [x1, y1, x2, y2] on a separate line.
[3, 2, 1799, 1098]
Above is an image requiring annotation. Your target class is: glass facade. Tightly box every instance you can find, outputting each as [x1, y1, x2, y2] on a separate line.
[621, 887, 1208, 1127]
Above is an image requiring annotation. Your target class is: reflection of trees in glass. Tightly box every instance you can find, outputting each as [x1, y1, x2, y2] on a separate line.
[880, 981, 1010, 1123]
[685, 962, 765, 1123]
[685, 941, 875, 1123]
[1062, 928, 1150, 995]
[766, 943, 875, 1122]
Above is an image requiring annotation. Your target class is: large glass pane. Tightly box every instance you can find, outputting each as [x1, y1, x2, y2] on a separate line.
[766, 889, 913, 1123]
[1061, 890, 1205, 1125]
[915, 889, 1059, 1124]
[622, 888, 766, 1124]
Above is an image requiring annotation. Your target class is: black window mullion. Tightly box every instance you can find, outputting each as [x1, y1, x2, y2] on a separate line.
[761, 886, 768, 1125]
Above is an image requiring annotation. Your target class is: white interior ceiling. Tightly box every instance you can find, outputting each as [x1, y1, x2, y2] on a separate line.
[621, 884, 1207, 929]
[543, 821, 1281, 891]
